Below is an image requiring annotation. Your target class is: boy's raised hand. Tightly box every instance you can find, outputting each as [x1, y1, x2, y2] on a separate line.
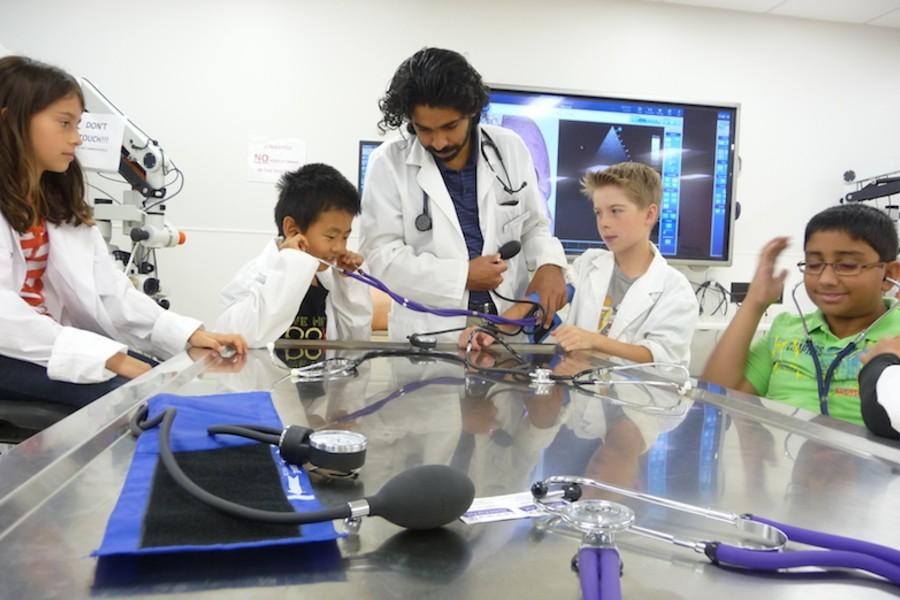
[337, 251, 364, 273]
[278, 232, 309, 253]
[745, 236, 790, 309]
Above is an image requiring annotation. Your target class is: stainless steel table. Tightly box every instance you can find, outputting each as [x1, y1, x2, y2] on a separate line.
[1, 341, 898, 599]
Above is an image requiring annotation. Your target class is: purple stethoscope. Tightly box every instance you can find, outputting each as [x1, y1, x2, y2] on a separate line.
[313, 240, 539, 330]
[531, 476, 900, 599]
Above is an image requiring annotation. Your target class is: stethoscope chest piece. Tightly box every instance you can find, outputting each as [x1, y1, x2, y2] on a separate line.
[415, 211, 432, 232]
[562, 499, 635, 537]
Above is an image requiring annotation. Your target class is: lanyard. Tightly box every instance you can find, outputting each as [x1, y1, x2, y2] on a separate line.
[790, 282, 898, 416]
[806, 338, 858, 416]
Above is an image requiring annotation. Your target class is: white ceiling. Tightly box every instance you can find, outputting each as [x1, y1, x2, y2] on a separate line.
[641, 0, 900, 28]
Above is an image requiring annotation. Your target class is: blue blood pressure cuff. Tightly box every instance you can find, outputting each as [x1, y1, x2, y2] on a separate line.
[93, 392, 340, 558]
[529, 284, 575, 343]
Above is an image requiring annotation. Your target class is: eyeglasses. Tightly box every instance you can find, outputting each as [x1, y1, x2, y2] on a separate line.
[796, 261, 885, 277]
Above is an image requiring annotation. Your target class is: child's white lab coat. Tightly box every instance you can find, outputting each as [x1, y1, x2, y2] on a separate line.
[0, 212, 201, 383]
[215, 240, 372, 347]
[565, 246, 698, 367]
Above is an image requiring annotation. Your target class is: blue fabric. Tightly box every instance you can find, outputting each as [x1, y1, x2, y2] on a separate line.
[436, 135, 491, 309]
[529, 284, 576, 343]
[94, 391, 341, 557]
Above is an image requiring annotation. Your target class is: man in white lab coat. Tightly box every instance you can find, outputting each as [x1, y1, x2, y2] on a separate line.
[360, 47, 568, 342]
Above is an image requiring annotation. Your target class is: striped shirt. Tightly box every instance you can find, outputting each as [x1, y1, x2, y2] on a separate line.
[19, 220, 50, 315]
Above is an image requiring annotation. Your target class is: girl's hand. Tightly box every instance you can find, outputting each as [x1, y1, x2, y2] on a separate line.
[188, 330, 248, 356]
[105, 353, 152, 379]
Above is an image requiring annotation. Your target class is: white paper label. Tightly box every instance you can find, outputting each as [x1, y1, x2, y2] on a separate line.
[460, 492, 565, 525]
[248, 138, 306, 183]
[76, 113, 126, 172]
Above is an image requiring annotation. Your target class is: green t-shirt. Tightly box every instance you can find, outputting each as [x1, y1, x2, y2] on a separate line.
[744, 300, 900, 425]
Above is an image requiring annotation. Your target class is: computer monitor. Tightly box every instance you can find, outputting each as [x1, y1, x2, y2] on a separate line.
[358, 140, 382, 195]
[484, 86, 740, 266]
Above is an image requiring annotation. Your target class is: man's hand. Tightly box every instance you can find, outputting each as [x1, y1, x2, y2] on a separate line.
[457, 325, 497, 351]
[526, 264, 567, 327]
[278, 232, 309, 252]
[467, 254, 507, 291]
[337, 251, 364, 273]
[188, 330, 248, 356]
[551, 325, 600, 353]
[745, 237, 790, 311]
[862, 336, 900, 365]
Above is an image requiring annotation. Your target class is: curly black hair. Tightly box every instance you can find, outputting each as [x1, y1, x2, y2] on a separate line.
[377, 47, 491, 134]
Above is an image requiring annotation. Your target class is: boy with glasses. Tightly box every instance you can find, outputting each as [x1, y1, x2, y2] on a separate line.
[703, 204, 900, 425]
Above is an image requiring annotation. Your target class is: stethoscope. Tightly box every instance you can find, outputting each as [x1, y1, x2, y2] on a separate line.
[415, 128, 528, 232]
[531, 475, 900, 598]
[789, 276, 900, 416]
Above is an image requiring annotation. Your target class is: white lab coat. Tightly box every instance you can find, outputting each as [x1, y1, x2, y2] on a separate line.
[215, 240, 372, 347]
[565, 246, 699, 367]
[360, 124, 567, 342]
[0, 212, 202, 383]
[876, 364, 900, 434]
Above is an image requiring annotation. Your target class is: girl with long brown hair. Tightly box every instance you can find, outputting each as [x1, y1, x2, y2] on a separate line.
[0, 55, 246, 409]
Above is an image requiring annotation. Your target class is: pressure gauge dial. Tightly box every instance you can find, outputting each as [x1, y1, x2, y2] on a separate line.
[309, 430, 367, 453]
[308, 430, 367, 472]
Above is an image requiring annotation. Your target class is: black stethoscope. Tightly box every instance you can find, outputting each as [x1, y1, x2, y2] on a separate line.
[415, 128, 528, 232]
[789, 278, 899, 416]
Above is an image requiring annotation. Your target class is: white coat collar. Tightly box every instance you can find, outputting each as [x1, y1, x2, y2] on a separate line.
[607, 243, 669, 337]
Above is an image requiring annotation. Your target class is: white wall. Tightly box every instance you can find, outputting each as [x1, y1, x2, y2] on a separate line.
[2, 0, 900, 325]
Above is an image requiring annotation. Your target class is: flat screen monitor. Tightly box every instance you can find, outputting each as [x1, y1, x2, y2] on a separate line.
[358, 140, 381, 195]
[484, 86, 739, 265]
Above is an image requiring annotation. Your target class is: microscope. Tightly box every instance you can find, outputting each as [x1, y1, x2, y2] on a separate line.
[80, 78, 186, 309]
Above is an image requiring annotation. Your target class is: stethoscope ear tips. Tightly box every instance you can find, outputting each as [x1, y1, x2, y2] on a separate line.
[563, 483, 582, 502]
[531, 481, 548, 498]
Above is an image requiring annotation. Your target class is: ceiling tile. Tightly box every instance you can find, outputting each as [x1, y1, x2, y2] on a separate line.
[656, 0, 782, 10]
[866, 6, 900, 25]
[769, 0, 900, 24]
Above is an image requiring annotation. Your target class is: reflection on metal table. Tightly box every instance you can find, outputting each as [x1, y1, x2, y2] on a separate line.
[1, 339, 899, 599]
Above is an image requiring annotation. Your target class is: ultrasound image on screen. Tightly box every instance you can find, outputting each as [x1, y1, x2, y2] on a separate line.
[484, 89, 738, 265]
[555, 121, 665, 244]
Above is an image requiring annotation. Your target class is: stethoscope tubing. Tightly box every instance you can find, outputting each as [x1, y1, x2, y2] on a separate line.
[416, 128, 526, 232]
